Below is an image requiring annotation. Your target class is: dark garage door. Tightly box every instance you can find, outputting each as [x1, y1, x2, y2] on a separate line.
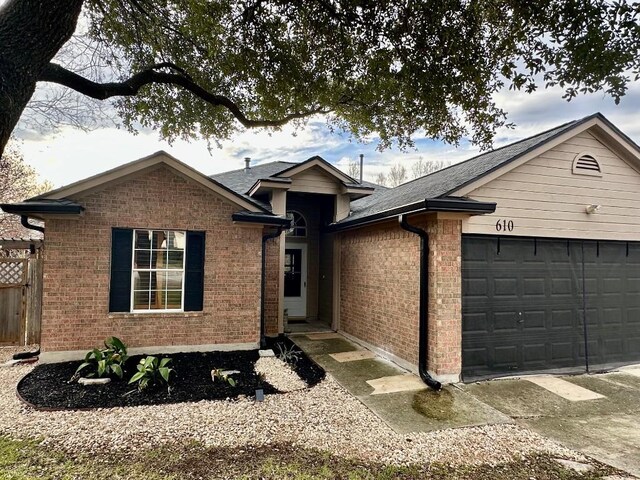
[462, 235, 640, 381]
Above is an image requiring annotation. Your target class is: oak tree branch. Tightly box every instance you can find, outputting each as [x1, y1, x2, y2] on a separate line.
[39, 62, 331, 128]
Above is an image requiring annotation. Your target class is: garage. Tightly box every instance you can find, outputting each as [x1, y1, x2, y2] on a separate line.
[462, 235, 640, 380]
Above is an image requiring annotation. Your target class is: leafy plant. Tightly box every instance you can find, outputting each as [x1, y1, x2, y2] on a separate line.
[73, 336, 128, 381]
[128, 356, 174, 392]
[276, 343, 301, 365]
[211, 368, 236, 387]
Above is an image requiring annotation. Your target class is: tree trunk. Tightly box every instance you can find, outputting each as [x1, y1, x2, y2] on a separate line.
[0, 0, 84, 156]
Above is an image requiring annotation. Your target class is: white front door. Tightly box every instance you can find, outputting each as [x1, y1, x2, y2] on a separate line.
[283, 242, 307, 318]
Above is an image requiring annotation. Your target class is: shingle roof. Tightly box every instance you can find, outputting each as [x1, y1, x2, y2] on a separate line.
[210, 161, 298, 194]
[346, 117, 585, 222]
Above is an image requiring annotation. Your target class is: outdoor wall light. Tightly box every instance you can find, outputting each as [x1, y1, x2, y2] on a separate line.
[585, 204, 602, 214]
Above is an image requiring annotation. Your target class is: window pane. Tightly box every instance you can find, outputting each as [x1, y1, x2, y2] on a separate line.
[166, 290, 182, 309]
[134, 230, 151, 249]
[134, 250, 151, 269]
[168, 231, 185, 250]
[167, 251, 184, 269]
[133, 290, 150, 310]
[150, 249, 166, 268]
[149, 290, 164, 309]
[133, 272, 151, 291]
[157, 271, 183, 291]
[152, 231, 167, 249]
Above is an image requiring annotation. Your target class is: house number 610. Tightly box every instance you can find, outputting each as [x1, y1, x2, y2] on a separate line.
[495, 219, 514, 232]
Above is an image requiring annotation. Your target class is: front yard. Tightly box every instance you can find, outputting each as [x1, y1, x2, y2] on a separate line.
[0, 345, 626, 479]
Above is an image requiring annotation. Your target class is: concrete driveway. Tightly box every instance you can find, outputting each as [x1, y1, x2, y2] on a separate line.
[462, 366, 640, 476]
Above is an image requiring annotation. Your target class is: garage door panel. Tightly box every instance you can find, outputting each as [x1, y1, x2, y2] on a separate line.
[464, 236, 640, 380]
[585, 240, 640, 368]
[523, 278, 545, 296]
[462, 312, 489, 333]
[523, 310, 546, 330]
[551, 277, 574, 295]
[550, 309, 577, 329]
[523, 344, 546, 363]
[628, 307, 640, 323]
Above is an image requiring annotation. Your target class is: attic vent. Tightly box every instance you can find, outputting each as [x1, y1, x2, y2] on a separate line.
[572, 153, 602, 177]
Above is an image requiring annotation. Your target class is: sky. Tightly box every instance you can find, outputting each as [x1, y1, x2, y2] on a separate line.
[12, 77, 640, 189]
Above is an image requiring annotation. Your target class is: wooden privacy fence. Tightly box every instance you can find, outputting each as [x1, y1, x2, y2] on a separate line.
[0, 255, 42, 346]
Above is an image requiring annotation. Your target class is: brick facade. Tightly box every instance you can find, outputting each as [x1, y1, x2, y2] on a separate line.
[339, 215, 463, 382]
[263, 235, 281, 335]
[340, 221, 421, 366]
[426, 217, 463, 380]
[41, 166, 263, 352]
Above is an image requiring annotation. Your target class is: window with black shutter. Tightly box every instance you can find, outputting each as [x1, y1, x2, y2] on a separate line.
[109, 228, 205, 312]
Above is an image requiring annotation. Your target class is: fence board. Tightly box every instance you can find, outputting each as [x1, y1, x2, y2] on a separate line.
[0, 287, 22, 345]
[26, 255, 43, 345]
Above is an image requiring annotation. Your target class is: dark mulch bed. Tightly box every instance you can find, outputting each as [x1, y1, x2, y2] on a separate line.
[266, 335, 325, 387]
[17, 336, 324, 410]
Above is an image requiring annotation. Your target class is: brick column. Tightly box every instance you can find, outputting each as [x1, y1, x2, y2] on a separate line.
[426, 216, 462, 383]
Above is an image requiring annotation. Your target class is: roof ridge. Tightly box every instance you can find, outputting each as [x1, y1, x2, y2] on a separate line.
[209, 160, 297, 178]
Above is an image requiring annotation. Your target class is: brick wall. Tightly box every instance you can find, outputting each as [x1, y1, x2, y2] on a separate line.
[340, 221, 421, 366]
[263, 235, 280, 335]
[339, 215, 463, 381]
[426, 217, 462, 379]
[41, 166, 263, 352]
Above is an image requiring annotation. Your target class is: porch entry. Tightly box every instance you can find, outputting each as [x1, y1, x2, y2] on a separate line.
[284, 243, 307, 318]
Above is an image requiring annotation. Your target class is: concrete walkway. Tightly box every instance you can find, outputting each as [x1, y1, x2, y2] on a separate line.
[463, 368, 640, 476]
[291, 333, 510, 434]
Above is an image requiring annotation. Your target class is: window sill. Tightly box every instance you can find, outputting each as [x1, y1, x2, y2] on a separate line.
[108, 311, 204, 319]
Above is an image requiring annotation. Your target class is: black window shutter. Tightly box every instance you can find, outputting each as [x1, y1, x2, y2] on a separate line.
[184, 231, 205, 311]
[109, 228, 133, 312]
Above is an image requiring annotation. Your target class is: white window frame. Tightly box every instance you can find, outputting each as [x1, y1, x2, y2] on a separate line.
[130, 229, 186, 313]
[285, 210, 307, 238]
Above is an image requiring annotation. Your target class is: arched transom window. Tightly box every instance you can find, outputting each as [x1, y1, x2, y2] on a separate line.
[286, 211, 307, 237]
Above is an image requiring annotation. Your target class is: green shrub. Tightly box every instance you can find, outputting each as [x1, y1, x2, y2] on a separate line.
[211, 368, 236, 387]
[276, 343, 301, 364]
[129, 356, 174, 391]
[73, 336, 128, 381]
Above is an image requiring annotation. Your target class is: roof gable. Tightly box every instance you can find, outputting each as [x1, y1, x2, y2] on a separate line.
[33, 151, 268, 213]
[274, 155, 358, 184]
[347, 112, 640, 224]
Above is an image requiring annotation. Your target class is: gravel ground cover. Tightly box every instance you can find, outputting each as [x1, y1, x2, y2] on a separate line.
[266, 336, 325, 386]
[2, 359, 588, 468]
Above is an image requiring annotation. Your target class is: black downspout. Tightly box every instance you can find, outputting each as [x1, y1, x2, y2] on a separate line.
[261, 227, 284, 348]
[399, 214, 442, 391]
[21, 216, 44, 234]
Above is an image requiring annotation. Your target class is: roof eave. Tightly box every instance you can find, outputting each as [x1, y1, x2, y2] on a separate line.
[231, 212, 292, 227]
[246, 178, 292, 197]
[0, 202, 84, 216]
[325, 197, 496, 233]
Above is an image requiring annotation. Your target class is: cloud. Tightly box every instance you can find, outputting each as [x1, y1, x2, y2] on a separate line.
[14, 81, 640, 187]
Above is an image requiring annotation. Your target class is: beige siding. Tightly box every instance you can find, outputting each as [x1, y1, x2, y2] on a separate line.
[289, 167, 341, 194]
[464, 130, 640, 241]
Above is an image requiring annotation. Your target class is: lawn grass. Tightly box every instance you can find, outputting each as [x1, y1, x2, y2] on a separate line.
[0, 436, 622, 480]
